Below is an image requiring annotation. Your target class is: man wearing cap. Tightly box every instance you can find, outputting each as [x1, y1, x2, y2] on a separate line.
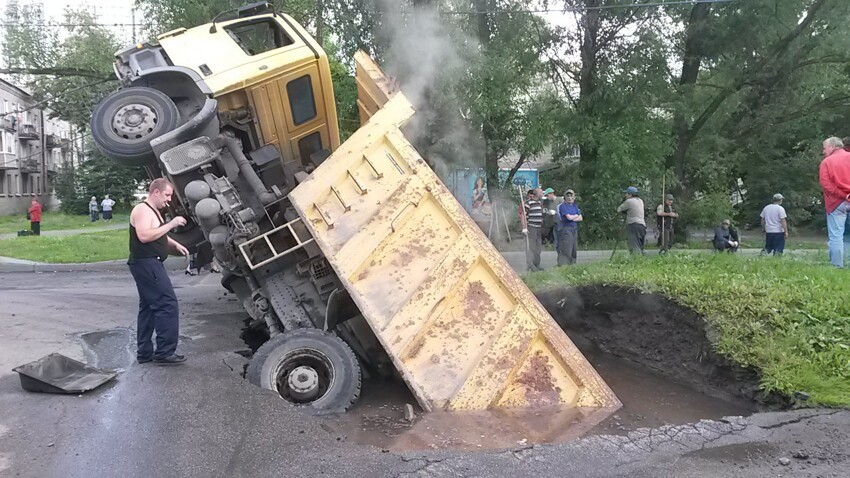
[819, 136, 850, 268]
[541, 187, 560, 246]
[522, 188, 545, 271]
[760, 193, 788, 256]
[656, 194, 678, 252]
[713, 219, 739, 253]
[617, 186, 646, 254]
[557, 189, 582, 265]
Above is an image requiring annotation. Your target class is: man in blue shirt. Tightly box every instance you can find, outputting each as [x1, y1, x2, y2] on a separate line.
[557, 189, 583, 265]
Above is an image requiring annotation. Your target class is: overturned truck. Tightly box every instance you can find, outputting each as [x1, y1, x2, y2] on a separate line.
[91, 2, 620, 415]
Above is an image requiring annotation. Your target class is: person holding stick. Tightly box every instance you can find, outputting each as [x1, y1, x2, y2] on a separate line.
[656, 194, 678, 252]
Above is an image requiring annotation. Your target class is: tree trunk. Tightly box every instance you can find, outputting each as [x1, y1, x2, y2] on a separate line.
[577, 0, 600, 185]
[472, 0, 499, 190]
[667, 1, 712, 188]
[315, 0, 324, 46]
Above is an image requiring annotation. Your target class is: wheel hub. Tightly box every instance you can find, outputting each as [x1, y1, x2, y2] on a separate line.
[112, 104, 157, 138]
[287, 365, 320, 402]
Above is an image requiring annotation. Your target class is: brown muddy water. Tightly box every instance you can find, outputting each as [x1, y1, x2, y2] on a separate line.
[323, 351, 752, 451]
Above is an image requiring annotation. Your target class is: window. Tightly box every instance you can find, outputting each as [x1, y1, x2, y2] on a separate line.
[1, 132, 13, 153]
[225, 19, 293, 56]
[0, 171, 5, 194]
[298, 132, 323, 164]
[286, 75, 317, 126]
[37, 176, 41, 194]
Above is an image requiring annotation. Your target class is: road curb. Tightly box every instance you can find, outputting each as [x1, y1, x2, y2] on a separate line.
[1, 256, 187, 273]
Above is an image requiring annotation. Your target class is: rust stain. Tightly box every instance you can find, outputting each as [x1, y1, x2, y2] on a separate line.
[515, 351, 562, 406]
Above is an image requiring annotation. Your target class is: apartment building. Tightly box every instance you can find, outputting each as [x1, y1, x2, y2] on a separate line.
[0, 78, 77, 215]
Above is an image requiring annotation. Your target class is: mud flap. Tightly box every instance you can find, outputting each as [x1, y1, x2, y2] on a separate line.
[13, 354, 117, 394]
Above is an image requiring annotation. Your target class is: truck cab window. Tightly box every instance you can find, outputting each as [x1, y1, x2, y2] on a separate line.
[287, 75, 317, 125]
[226, 19, 293, 56]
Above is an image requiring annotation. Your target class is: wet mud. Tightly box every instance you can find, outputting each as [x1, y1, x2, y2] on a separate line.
[535, 285, 768, 407]
[238, 285, 764, 451]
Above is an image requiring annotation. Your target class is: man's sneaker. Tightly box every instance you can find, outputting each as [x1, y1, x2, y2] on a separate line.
[152, 354, 187, 365]
[137, 357, 153, 364]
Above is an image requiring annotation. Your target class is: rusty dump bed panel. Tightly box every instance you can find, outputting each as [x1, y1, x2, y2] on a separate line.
[288, 59, 619, 414]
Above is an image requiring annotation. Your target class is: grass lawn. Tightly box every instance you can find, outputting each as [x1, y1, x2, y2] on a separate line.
[0, 212, 129, 234]
[525, 254, 850, 407]
[0, 230, 128, 263]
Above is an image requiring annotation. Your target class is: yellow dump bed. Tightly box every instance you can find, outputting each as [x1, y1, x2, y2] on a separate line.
[287, 53, 620, 413]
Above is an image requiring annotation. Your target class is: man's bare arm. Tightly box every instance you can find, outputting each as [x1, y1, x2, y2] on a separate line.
[131, 205, 186, 243]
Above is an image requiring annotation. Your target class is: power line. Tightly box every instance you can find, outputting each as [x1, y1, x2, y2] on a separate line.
[0, 77, 116, 119]
[0, 0, 736, 27]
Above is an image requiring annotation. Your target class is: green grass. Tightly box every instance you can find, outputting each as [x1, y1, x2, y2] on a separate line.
[524, 253, 850, 407]
[0, 229, 128, 263]
[0, 212, 129, 234]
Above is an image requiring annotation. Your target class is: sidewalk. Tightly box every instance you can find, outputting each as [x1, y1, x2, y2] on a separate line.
[0, 223, 126, 240]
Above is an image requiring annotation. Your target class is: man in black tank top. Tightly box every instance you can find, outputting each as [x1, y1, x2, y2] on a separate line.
[128, 178, 190, 365]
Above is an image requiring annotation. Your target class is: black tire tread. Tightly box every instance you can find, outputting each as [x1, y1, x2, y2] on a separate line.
[247, 328, 361, 414]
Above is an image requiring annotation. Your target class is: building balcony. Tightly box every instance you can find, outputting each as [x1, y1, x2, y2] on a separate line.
[19, 157, 39, 173]
[0, 154, 17, 169]
[1, 116, 16, 131]
[46, 134, 60, 148]
[17, 123, 39, 141]
[60, 137, 73, 151]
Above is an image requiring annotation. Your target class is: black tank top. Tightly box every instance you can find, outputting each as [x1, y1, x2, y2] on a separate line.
[128, 202, 169, 263]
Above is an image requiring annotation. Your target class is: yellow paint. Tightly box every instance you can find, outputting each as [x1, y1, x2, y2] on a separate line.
[286, 53, 621, 413]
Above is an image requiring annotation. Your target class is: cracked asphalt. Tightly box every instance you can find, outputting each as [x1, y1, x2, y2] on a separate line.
[0, 270, 848, 477]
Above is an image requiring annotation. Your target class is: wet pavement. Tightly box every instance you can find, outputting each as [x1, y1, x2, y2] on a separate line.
[0, 270, 848, 477]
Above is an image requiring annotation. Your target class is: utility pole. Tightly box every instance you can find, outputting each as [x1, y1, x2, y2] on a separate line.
[131, 7, 137, 44]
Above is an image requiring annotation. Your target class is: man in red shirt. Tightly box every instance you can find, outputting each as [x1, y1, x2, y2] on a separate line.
[28, 198, 42, 236]
[819, 136, 850, 268]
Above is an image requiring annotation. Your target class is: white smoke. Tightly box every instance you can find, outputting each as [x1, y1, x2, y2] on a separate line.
[375, 1, 484, 178]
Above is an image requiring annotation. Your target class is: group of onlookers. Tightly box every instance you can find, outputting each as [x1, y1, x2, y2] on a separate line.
[89, 195, 116, 222]
[518, 134, 850, 270]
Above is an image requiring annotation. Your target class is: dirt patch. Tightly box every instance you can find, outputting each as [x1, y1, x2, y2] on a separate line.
[536, 285, 779, 408]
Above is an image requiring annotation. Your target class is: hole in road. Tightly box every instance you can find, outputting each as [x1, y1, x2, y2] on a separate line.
[233, 286, 763, 450]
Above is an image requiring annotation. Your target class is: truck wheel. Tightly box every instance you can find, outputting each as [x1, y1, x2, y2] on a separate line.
[247, 329, 361, 414]
[91, 87, 179, 167]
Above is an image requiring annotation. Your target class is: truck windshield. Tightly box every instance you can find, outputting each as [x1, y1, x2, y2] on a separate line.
[226, 19, 294, 56]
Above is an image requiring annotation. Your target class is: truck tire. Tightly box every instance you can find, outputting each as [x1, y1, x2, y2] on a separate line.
[91, 87, 179, 167]
[247, 329, 361, 414]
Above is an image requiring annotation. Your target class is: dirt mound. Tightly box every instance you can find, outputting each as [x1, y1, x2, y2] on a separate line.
[536, 285, 780, 408]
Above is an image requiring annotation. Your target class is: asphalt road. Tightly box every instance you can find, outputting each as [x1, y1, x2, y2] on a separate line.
[0, 270, 847, 477]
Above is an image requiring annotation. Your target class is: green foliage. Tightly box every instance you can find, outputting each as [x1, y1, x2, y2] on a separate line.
[525, 254, 850, 406]
[0, 230, 127, 263]
[54, 147, 145, 215]
[681, 191, 736, 230]
[3, 7, 120, 126]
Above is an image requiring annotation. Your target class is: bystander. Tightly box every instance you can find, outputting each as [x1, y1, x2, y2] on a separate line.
[760, 193, 788, 256]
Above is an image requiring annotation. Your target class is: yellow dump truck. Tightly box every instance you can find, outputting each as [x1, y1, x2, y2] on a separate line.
[91, 2, 619, 415]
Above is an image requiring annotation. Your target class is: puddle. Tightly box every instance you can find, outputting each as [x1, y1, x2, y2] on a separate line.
[586, 353, 752, 434]
[79, 328, 135, 371]
[321, 350, 752, 451]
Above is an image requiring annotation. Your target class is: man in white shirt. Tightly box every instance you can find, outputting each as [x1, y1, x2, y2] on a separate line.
[760, 193, 788, 256]
[101, 194, 116, 222]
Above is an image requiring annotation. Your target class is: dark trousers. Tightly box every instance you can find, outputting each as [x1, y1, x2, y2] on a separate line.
[526, 226, 543, 270]
[557, 226, 578, 265]
[627, 223, 646, 254]
[657, 226, 674, 250]
[128, 258, 179, 360]
[764, 232, 785, 255]
[30, 221, 40, 235]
